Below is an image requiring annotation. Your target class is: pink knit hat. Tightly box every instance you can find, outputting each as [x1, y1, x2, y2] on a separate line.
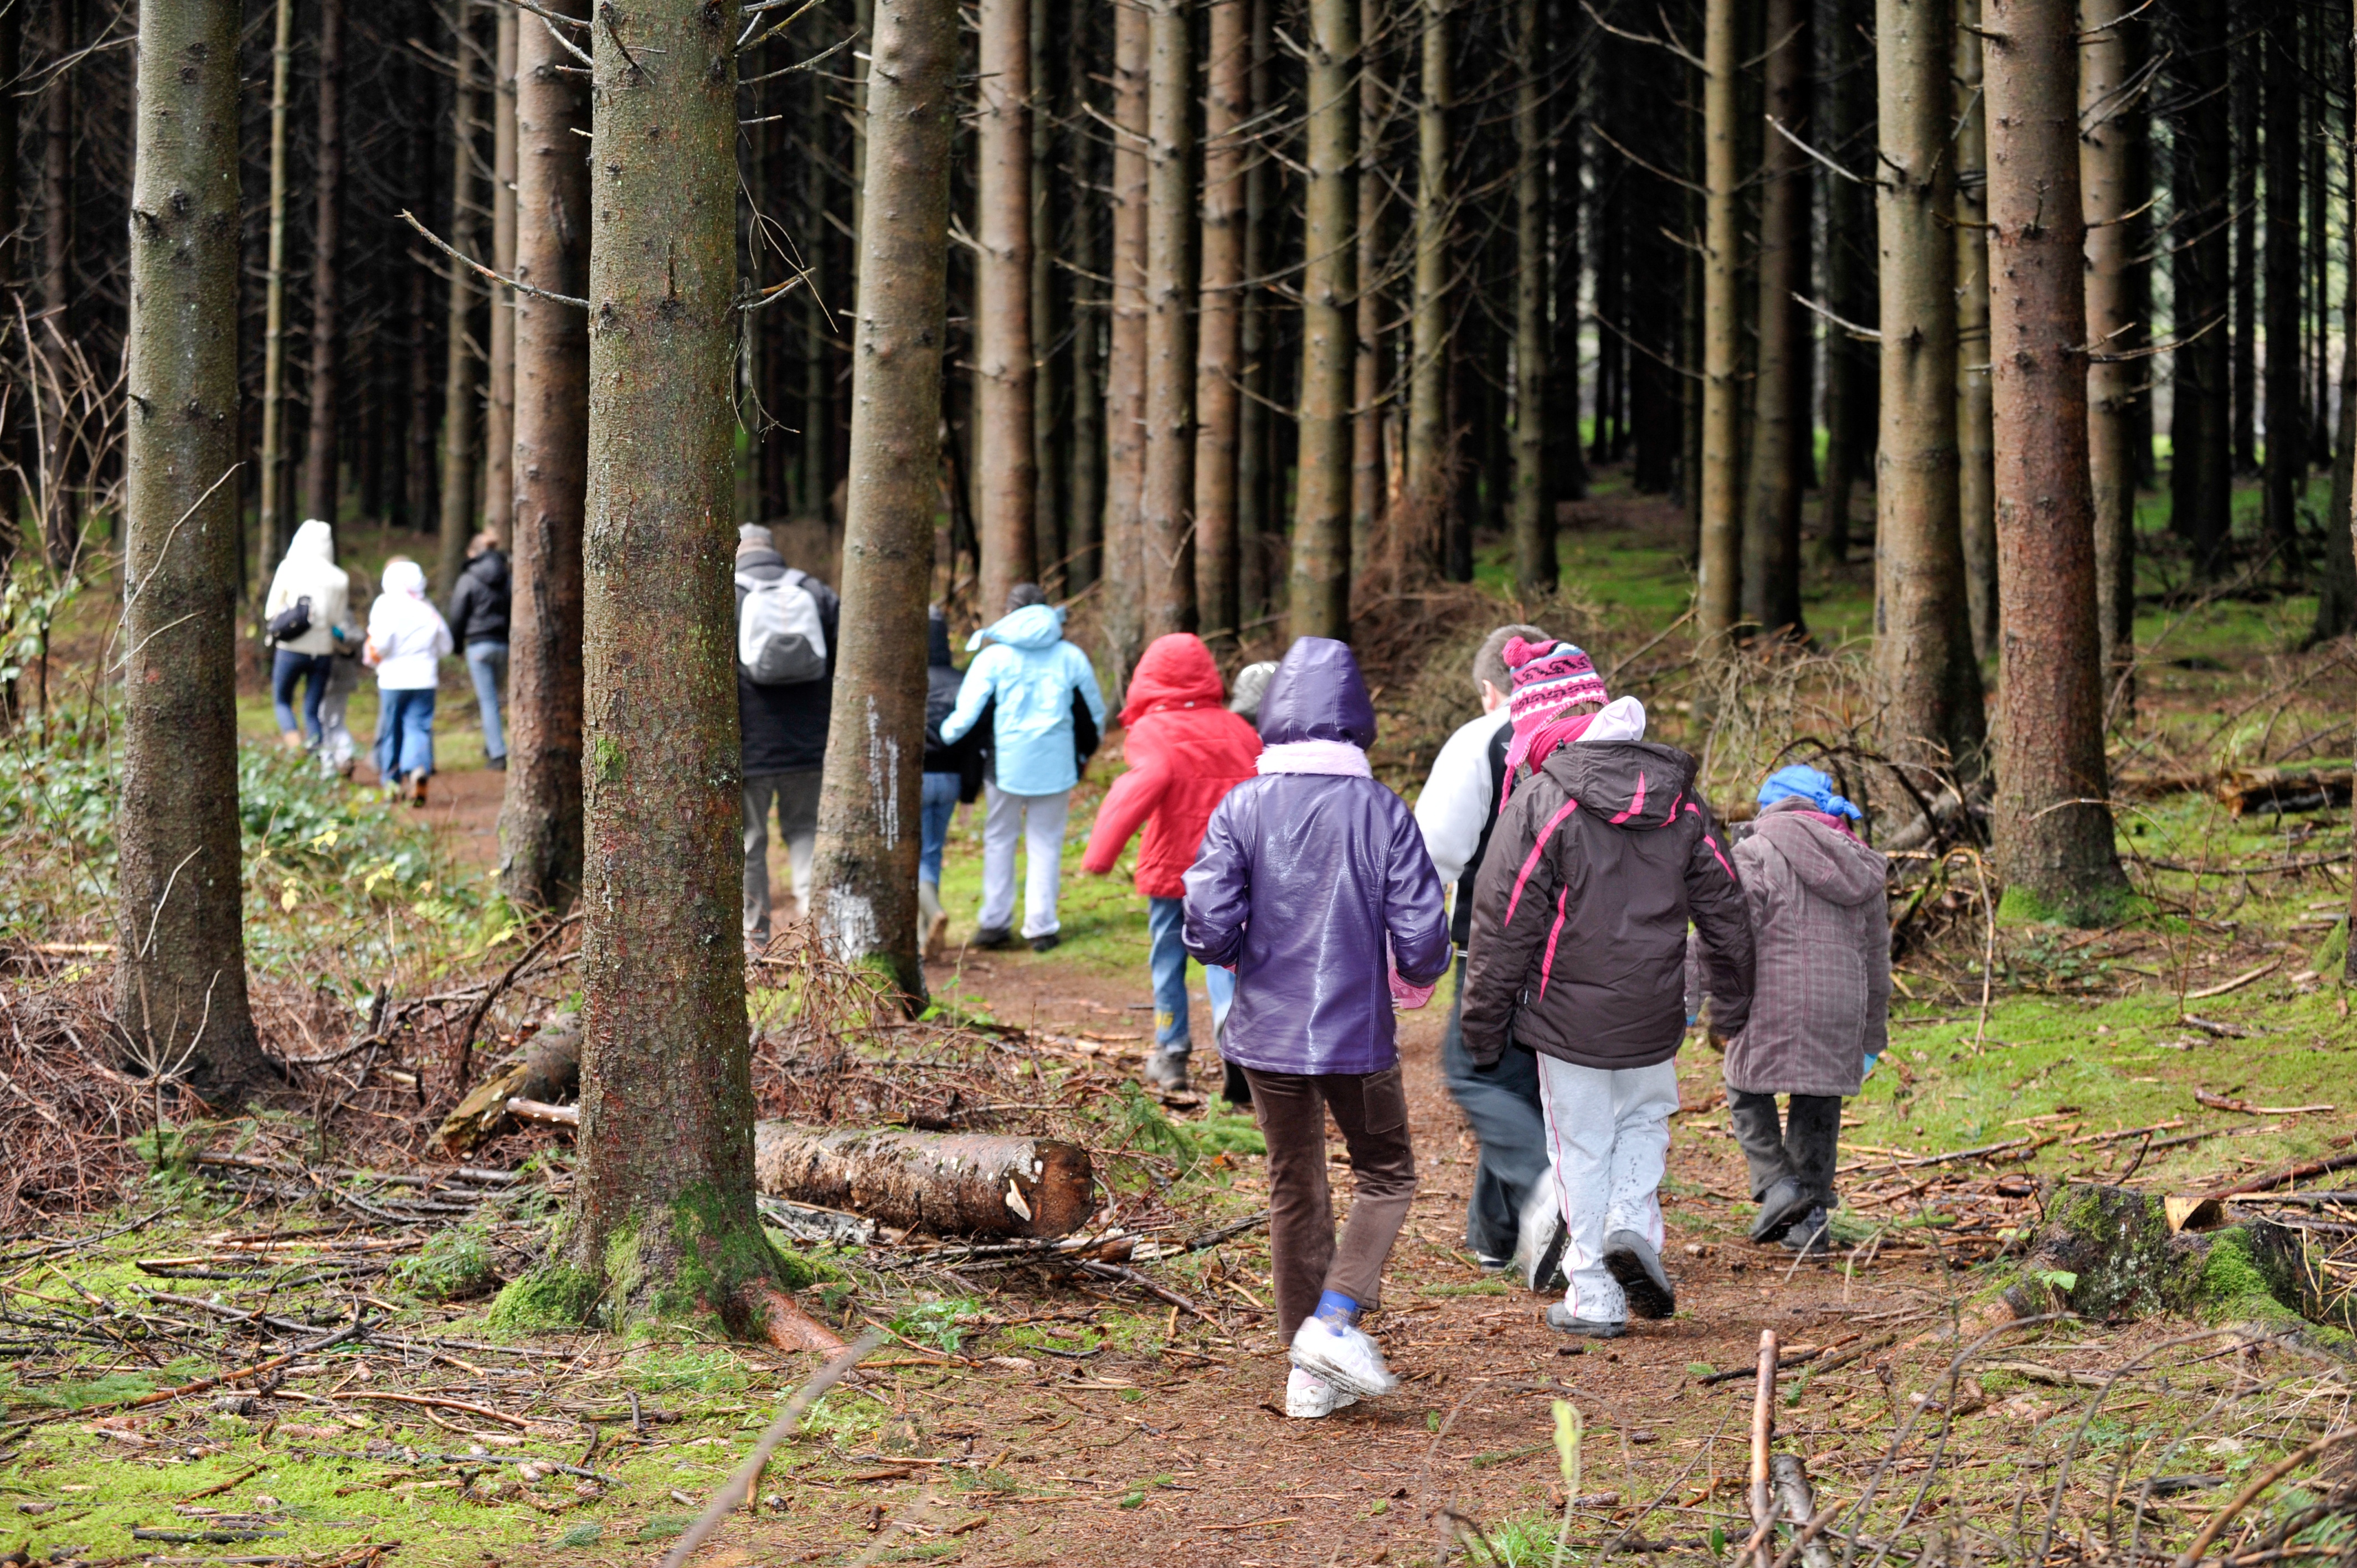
[1502, 637, 1607, 725]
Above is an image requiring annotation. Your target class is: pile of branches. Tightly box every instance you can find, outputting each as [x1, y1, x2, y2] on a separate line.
[0, 953, 175, 1227]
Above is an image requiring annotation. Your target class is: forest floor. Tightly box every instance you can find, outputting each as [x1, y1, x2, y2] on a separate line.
[10, 481, 2357, 1566]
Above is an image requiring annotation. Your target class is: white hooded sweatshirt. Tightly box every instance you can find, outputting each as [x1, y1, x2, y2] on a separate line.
[263, 519, 351, 658]
[367, 559, 453, 690]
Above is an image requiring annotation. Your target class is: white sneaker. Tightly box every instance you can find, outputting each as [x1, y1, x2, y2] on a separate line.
[1289, 1315, 1397, 1400]
[1283, 1366, 1357, 1419]
[1517, 1184, 1568, 1295]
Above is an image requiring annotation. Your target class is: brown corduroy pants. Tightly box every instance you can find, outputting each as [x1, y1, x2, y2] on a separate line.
[1242, 1065, 1419, 1339]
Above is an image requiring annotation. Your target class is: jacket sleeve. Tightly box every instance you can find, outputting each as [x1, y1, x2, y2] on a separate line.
[1457, 786, 1563, 1068]
[1180, 793, 1252, 966]
[430, 607, 455, 661]
[264, 566, 294, 622]
[1081, 742, 1169, 874]
[1413, 720, 1496, 889]
[445, 574, 476, 647]
[1069, 647, 1108, 730]
[1384, 802, 1454, 986]
[938, 652, 999, 745]
[1864, 878, 1892, 1062]
[1683, 805, 1756, 1040]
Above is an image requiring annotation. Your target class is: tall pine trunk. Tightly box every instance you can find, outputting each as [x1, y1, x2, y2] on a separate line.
[483, 6, 518, 548]
[976, 0, 1037, 613]
[1740, 0, 1808, 636]
[1816, 0, 1871, 569]
[1290, 0, 1357, 638]
[1983, 0, 2124, 919]
[1696, 0, 1741, 646]
[257, 0, 295, 578]
[302, 0, 346, 529]
[1874, 0, 1984, 777]
[119, 0, 269, 1094]
[811, 0, 956, 1004]
[1236, 0, 1274, 620]
[1030, 0, 1066, 591]
[1141, 0, 1196, 635]
[2081, 0, 2142, 715]
[1102, 2, 1149, 673]
[1350, 0, 1383, 586]
[2232, 51, 2257, 476]
[497, 0, 591, 912]
[436, 12, 482, 598]
[2169, 0, 2230, 569]
[1507, 0, 1552, 597]
[1066, 3, 1105, 593]
[563, 0, 775, 1327]
[1954, 0, 1996, 661]
[2261, 2, 2302, 574]
[1195, 0, 1248, 641]
[1404, 0, 1452, 549]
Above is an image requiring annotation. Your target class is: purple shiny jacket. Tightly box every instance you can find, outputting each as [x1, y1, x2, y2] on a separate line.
[1181, 637, 1453, 1076]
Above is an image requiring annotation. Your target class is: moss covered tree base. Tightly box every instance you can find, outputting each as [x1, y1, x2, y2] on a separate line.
[2000, 1182, 2331, 1342]
[491, 1185, 791, 1340]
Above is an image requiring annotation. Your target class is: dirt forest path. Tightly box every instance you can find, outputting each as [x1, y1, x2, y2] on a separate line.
[692, 942, 1969, 1568]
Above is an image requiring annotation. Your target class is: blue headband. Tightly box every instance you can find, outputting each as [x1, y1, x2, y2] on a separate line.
[1758, 764, 1861, 821]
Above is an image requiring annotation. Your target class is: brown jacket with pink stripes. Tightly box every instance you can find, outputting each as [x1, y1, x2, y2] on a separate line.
[1459, 739, 1754, 1071]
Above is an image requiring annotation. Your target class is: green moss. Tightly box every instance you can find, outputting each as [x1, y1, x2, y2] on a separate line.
[2312, 917, 2348, 977]
[2198, 1228, 2293, 1320]
[394, 1225, 500, 1302]
[487, 1262, 603, 1330]
[1998, 879, 2137, 931]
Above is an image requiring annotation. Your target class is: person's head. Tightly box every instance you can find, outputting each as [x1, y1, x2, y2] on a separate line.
[1503, 637, 1608, 730]
[1005, 582, 1047, 615]
[737, 522, 775, 557]
[468, 529, 500, 559]
[1257, 637, 1376, 749]
[1757, 764, 1862, 822]
[383, 556, 428, 599]
[1227, 659, 1279, 723]
[1473, 623, 1551, 714]
[287, 518, 336, 564]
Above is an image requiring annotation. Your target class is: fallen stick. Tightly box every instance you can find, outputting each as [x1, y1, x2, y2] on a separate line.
[1747, 1330, 1778, 1568]
[2207, 1149, 2357, 1201]
[336, 1391, 534, 1430]
[1069, 1258, 1216, 1321]
[1844, 1134, 2050, 1174]
[100, 1315, 375, 1415]
[504, 1097, 577, 1128]
[2184, 958, 2282, 1000]
[2174, 1427, 2357, 1568]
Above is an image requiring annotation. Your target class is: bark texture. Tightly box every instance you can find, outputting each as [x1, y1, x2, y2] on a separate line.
[2080, 0, 2142, 715]
[2259, 3, 2301, 572]
[1954, 0, 1996, 662]
[1507, 0, 1551, 597]
[1404, 0, 1453, 543]
[2166, 0, 2230, 570]
[1102, 2, 1149, 673]
[483, 6, 518, 548]
[809, 0, 956, 1004]
[1695, 0, 1740, 646]
[300, 0, 346, 528]
[497, 0, 591, 912]
[117, 0, 270, 1095]
[256, 0, 295, 575]
[975, 0, 1037, 615]
[1289, 0, 1357, 639]
[435, 16, 481, 598]
[753, 1124, 1096, 1239]
[1873, 0, 1985, 777]
[568, 0, 774, 1325]
[1983, 0, 2126, 919]
[1194, 0, 1247, 641]
[1140, 0, 1196, 636]
[1740, 0, 1808, 636]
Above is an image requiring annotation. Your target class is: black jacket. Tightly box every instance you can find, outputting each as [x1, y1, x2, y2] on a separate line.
[735, 546, 840, 775]
[924, 613, 986, 801]
[1460, 739, 1754, 1071]
[446, 548, 511, 647]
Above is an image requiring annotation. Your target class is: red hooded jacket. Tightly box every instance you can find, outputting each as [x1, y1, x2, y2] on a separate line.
[1082, 634, 1263, 898]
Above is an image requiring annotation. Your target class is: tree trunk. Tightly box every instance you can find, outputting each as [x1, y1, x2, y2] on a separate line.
[256, 0, 295, 579]
[1102, 0, 1149, 674]
[1141, 0, 1197, 637]
[1545, 0, 1584, 508]
[753, 1125, 1095, 1239]
[565, 0, 775, 1328]
[117, 0, 269, 1095]
[2314, 29, 2357, 649]
[1740, 0, 1808, 637]
[2080, 0, 2142, 717]
[2232, 51, 2256, 476]
[33, 0, 73, 573]
[1873, 0, 1985, 778]
[1066, 2, 1104, 594]
[1236, 0, 1274, 621]
[1815, 0, 1871, 568]
[0, 0, 15, 551]
[1696, 0, 1740, 647]
[976, 0, 1037, 615]
[1954, 0, 1996, 661]
[496, 0, 591, 914]
[1195, 0, 1247, 642]
[1030, 0, 1066, 592]
[409, 267, 439, 536]
[809, 0, 956, 1004]
[436, 13, 482, 599]
[1289, 0, 1357, 639]
[1983, 0, 2125, 920]
[1507, 0, 1551, 598]
[301, 0, 347, 530]
[1404, 0, 1453, 552]
[2168, 0, 2230, 570]
[1349, 0, 1382, 589]
[482, 4, 518, 549]
[2261, 2, 2302, 574]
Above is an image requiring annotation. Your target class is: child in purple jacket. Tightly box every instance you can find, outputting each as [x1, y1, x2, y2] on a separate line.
[1182, 637, 1453, 1420]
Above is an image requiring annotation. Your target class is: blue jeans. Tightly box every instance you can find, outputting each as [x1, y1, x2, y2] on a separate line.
[919, 771, 960, 885]
[376, 688, 437, 781]
[1440, 957, 1550, 1258]
[271, 649, 332, 742]
[1147, 895, 1234, 1055]
[465, 641, 509, 760]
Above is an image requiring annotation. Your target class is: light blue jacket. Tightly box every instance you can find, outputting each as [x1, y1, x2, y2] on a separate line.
[939, 605, 1109, 797]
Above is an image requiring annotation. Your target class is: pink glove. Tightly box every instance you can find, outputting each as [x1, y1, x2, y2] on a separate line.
[1389, 966, 1437, 1010]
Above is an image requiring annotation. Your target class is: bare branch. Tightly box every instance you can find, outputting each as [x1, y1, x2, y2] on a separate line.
[399, 210, 589, 308]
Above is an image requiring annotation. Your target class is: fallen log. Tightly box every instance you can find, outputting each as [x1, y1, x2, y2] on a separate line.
[436, 1019, 581, 1154]
[753, 1123, 1095, 1239]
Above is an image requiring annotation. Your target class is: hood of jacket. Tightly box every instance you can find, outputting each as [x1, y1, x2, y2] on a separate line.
[287, 518, 336, 566]
[1751, 798, 1887, 905]
[383, 559, 429, 599]
[968, 602, 1066, 652]
[928, 611, 954, 668]
[1257, 637, 1375, 747]
[1541, 739, 1697, 831]
[1120, 633, 1224, 726]
[462, 546, 507, 585]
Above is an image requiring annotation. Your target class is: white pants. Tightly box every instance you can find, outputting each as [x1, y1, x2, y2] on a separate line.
[1536, 1055, 1680, 1323]
[980, 783, 1070, 938]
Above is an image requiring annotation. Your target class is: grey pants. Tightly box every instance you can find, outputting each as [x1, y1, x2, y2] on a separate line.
[1440, 958, 1550, 1260]
[743, 768, 823, 942]
[1728, 1090, 1843, 1211]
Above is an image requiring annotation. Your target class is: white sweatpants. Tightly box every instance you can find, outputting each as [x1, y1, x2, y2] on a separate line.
[979, 783, 1071, 938]
[1536, 1055, 1680, 1323]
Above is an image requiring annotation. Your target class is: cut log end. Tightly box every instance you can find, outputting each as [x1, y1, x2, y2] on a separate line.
[746, 1283, 847, 1353]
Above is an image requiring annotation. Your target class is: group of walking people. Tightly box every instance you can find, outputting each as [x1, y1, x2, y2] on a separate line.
[1068, 618, 1891, 1421]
